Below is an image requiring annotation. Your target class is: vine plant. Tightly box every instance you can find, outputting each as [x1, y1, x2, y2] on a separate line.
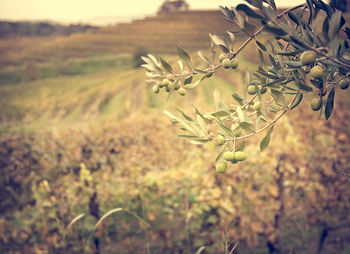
[142, 0, 350, 173]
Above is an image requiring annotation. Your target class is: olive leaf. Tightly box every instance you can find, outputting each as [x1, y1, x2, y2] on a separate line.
[215, 142, 228, 163]
[184, 80, 200, 89]
[260, 126, 274, 151]
[235, 140, 246, 152]
[239, 122, 256, 134]
[176, 45, 193, 71]
[198, 51, 210, 64]
[285, 61, 303, 68]
[325, 87, 335, 120]
[236, 4, 264, 19]
[270, 89, 287, 106]
[328, 10, 342, 41]
[184, 75, 193, 85]
[290, 93, 303, 110]
[159, 57, 173, 74]
[237, 107, 245, 123]
[219, 6, 235, 20]
[256, 40, 267, 51]
[209, 34, 229, 53]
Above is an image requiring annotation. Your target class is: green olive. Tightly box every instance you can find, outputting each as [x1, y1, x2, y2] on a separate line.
[216, 134, 225, 146]
[160, 78, 169, 87]
[222, 58, 231, 69]
[231, 124, 242, 137]
[300, 50, 317, 65]
[311, 97, 322, 111]
[247, 85, 258, 95]
[230, 58, 239, 69]
[309, 66, 324, 79]
[234, 151, 247, 161]
[174, 82, 180, 90]
[260, 87, 267, 94]
[219, 53, 227, 63]
[247, 104, 254, 112]
[223, 151, 235, 161]
[152, 85, 160, 94]
[216, 161, 227, 173]
[339, 79, 349, 90]
[204, 113, 215, 122]
[254, 101, 261, 111]
[178, 87, 186, 96]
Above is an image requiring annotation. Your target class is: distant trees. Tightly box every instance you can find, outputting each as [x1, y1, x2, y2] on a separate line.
[158, 0, 189, 14]
[0, 21, 97, 39]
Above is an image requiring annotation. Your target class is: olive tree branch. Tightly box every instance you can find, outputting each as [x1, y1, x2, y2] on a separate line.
[210, 91, 301, 142]
[170, 4, 306, 79]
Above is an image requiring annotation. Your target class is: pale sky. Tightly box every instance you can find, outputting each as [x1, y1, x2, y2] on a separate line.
[0, 0, 307, 25]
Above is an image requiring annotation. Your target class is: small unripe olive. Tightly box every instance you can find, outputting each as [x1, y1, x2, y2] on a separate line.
[300, 50, 317, 65]
[260, 87, 267, 94]
[204, 113, 215, 122]
[231, 124, 242, 137]
[152, 85, 160, 94]
[222, 58, 231, 69]
[216, 161, 227, 173]
[178, 87, 186, 96]
[254, 101, 261, 111]
[216, 134, 225, 146]
[234, 151, 247, 161]
[174, 82, 180, 90]
[223, 151, 235, 161]
[311, 97, 322, 111]
[230, 58, 239, 69]
[218, 53, 227, 63]
[247, 85, 258, 95]
[309, 66, 324, 79]
[160, 78, 169, 87]
[339, 79, 349, 90]
[247, 104, 254, 112]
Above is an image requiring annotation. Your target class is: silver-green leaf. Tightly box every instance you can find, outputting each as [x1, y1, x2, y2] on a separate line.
[260, 126, 274, 151]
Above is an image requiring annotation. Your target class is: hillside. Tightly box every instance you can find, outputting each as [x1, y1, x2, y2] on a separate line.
[0, 11, 236, 70]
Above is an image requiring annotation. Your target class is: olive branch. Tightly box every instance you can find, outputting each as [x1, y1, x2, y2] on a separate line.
[142, 0, 350, 172]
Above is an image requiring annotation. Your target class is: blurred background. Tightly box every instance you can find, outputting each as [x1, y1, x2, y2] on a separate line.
[0, 0, 350, 253]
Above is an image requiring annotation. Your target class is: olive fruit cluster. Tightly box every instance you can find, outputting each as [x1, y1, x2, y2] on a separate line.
[216, 150, 247, 173]
[219, 53, 239, 69]
[299, 50, 326, 80]
[152, 78, 186, 96]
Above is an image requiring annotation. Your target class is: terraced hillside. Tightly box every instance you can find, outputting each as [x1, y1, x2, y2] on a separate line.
[95, 10, 235, 53]
[0, 10, 235, 69]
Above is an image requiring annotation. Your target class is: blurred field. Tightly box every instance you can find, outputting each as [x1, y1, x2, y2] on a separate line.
[0, 10, 237, 127]
[1, 9, 350, 254]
